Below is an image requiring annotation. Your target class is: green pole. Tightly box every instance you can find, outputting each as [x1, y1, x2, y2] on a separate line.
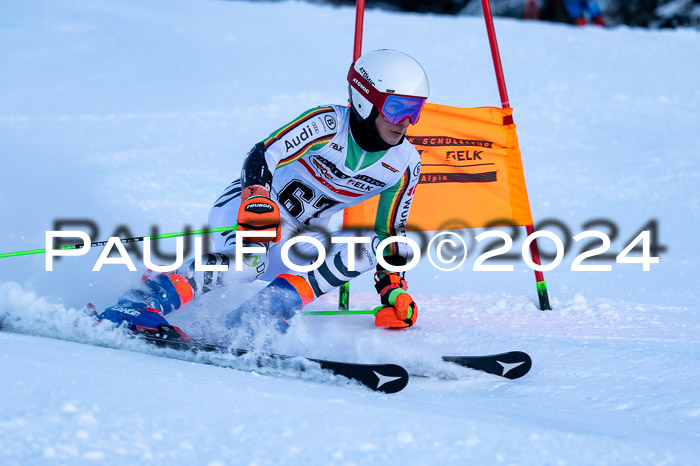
[302, 306, 380, 316]
[0, 226, 238, 259]
[338, 282, 350, 311]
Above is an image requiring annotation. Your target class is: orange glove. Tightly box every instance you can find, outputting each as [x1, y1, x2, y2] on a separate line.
[373, 270, 417, 328]
[237, 185, 281, 243]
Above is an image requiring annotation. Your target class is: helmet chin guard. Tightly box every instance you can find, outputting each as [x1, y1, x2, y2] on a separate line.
[348, 49, 429, 123]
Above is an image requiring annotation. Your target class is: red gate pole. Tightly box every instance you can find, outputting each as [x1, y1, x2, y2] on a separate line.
[353, 0, 365, 61]
[339, 0, 366, 310]
[481, 0, 552, 310]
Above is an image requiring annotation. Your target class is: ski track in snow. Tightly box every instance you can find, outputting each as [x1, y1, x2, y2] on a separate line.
[1, 0, 700, 463]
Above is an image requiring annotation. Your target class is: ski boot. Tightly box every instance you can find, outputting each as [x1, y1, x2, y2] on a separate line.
[97, 299, 190, 341]
[225, 274, 314, 332]
[96, 270, 195, 342]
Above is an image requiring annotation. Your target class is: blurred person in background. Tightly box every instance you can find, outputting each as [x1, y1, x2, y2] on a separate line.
[564, 0, 605, 25]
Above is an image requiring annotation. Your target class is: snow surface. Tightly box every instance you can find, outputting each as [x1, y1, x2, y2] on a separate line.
[1, 0, 700, 463]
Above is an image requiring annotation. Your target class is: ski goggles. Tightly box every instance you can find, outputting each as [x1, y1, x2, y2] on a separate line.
[347, 65, 426, 125]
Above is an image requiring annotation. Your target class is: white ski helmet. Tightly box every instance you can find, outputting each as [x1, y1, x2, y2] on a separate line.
[347, 49, 429, 124]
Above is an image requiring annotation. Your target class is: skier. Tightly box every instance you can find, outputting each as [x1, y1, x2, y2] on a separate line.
[98, 49, 429, 338]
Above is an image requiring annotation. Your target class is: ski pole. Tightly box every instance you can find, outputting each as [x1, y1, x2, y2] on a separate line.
[0, 226, 238, 259]
[301, 306, 381, 316]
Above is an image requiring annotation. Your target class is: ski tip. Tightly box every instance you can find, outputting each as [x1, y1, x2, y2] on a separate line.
[497, 351, 532, 380]
[316, 360, 409, 394]
[371, 363, 409, 394]
[443, 351, 532, 380]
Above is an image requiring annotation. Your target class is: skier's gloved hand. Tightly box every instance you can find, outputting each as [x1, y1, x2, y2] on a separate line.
[237, 185, 281, 243]
[373, 268, 417, 328]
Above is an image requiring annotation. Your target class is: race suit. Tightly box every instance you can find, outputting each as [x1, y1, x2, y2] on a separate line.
[180, 105, 422, 299]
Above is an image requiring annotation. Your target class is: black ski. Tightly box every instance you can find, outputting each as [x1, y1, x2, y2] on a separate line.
[442, 351, 532, 379]
[139, 329, 409, 394]
[2, 312, 527, 387]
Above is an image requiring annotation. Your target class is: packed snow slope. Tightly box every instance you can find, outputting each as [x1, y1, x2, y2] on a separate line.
[1, 0, 700, 464]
